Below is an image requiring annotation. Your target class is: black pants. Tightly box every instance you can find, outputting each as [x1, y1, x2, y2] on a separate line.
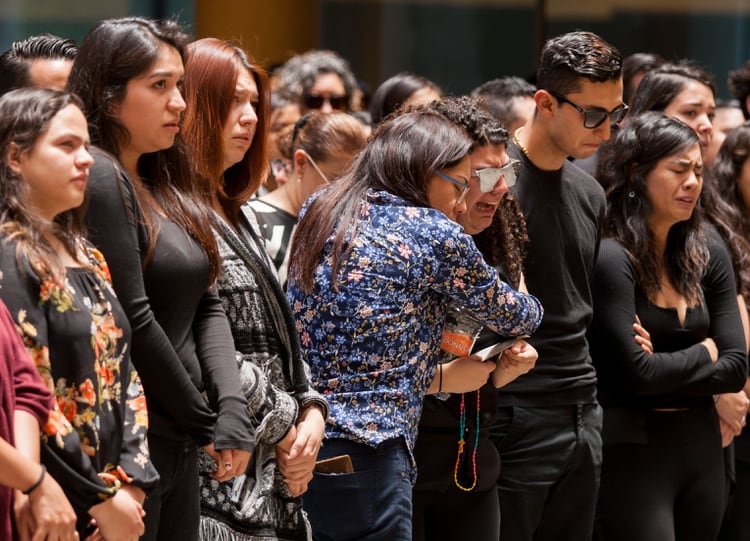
[718, 455, 750, 541]
[596, 406, 725, 541]
[141, 433, 199, 541]
[412, 484, 499, 541]
[490, 404, 603, 541]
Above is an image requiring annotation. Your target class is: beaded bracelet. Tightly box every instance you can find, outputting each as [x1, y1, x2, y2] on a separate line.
[22, 465, 46, 495]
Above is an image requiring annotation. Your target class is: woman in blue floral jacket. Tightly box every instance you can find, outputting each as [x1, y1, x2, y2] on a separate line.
[286, 109, 544, 541]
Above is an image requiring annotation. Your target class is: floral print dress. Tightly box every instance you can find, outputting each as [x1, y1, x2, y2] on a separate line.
[0, 237, 158, 528]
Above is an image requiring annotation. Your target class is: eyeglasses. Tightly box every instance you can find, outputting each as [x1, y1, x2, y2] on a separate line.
[304, 152, 329, 183]
[550, 92, 629, 129]
[436, 170, 470, 204]
[472, 159, 523, 192]
[302, 93, 349, 111]
[270, 158, 293, 178]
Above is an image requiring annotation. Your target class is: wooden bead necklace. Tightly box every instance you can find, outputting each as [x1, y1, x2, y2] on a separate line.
[453, 390, 481, 492]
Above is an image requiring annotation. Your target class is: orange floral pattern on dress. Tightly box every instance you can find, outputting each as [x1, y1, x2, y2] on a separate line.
[7, 243, 152, 497]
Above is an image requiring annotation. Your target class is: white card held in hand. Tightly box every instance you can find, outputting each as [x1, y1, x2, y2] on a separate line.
[473, 336, 529, 361]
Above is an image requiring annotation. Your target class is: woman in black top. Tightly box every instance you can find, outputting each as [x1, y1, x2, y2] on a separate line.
[628, 61, 749, 526]
[704, 122, 750, 541]
[66, 18, 253, 541]
[247, 111, 368, 288]
[591, 112, 747, 541]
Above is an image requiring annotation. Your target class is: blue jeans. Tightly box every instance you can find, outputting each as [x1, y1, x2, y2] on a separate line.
[303, 437, 414, 541]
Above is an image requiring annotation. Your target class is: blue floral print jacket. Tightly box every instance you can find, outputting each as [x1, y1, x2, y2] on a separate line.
[286, 190, 543, 456]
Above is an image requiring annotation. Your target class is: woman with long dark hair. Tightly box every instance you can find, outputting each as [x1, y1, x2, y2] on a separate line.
[286, 109, 543, 540]
[412, 96, 537, 541]
[629, 61, 716, 160]
[66, 18, 253, 540]
[704, 122, 750, 541]
[591, 112, 747, 540]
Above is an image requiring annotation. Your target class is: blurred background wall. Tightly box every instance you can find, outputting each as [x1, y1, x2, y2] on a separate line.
[1, 0, 747, 100]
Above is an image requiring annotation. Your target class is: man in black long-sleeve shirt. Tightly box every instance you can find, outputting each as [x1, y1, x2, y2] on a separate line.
[489, 31, 627, 541]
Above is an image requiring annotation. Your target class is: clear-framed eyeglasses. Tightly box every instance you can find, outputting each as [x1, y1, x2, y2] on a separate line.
[436, 170, 470, 204]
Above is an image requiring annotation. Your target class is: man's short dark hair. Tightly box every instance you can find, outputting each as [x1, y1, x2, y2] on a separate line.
[536, 31, 622, 95]
[622, 52, 666, 104]
[0, 33, 78, 95]
[471, 76, 536, 128]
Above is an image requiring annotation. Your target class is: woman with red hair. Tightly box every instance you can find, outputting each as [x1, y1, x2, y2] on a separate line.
[183, 37, 329, 541]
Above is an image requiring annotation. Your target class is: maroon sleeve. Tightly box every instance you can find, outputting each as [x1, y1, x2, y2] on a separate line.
[0, 300, 53, 425]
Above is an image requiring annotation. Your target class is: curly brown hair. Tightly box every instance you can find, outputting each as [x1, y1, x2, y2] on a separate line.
[473, 194, 529, 289]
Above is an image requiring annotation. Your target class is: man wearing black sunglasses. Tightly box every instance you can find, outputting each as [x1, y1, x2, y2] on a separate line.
[275, 49, 356, 114]
[301, 92, 349, 112]
[492, 31, 624, 541]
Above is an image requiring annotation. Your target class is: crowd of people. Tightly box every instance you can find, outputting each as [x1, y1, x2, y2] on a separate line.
[0, 14, 749, 541]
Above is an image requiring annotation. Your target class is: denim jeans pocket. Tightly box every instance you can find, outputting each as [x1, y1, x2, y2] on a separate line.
[304, 468, 377, 540]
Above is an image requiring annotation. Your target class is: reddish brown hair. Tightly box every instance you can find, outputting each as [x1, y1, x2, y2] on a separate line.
[183, 37, 270, 225]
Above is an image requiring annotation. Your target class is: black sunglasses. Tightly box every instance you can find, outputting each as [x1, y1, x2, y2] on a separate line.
[302, 93, 349, 111]
[550, 92, 628, 129]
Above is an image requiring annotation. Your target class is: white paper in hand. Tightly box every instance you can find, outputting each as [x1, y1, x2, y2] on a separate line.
[473, 336, 529, 361]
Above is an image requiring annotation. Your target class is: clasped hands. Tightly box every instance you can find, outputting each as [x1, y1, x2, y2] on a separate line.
[202, 443, 251, 483]
[276, 405, 326, 498]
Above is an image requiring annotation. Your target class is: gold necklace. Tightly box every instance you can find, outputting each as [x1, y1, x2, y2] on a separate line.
[513, 126, 530, 158]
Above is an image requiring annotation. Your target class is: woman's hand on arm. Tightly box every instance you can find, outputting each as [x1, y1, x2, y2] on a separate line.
[2, 435, 78, 541]
[10, 410, 78, 541]
[23, 476, 79, 541]
[719, 417, 738, 448]
[16, 469, 79, 541]
[701, 338, 719, 363]
[633, 316, 653, 354]
[275, 425, 307, 497]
